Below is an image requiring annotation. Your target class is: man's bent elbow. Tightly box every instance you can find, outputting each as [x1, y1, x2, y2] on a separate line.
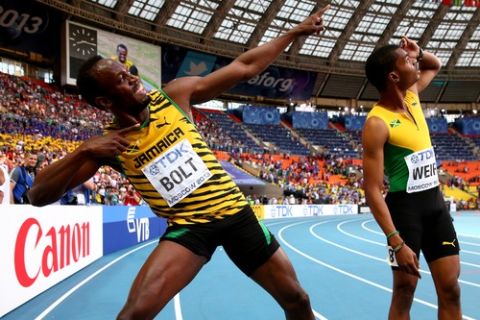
[27, 190, 53, 207]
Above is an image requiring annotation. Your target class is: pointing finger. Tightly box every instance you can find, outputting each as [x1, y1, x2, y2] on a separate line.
[118, 123, 140, 134]
[316, 4, 331, 17]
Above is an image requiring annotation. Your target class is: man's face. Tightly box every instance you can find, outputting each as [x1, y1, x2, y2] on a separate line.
[93, 59, 149, 115]
[393, 48, 420, 89]
[25, 154, 37, 168]
[117, 47, 127, 63]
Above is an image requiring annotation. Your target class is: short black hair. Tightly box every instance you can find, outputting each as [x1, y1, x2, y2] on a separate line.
[117, 43, 127, 51]
[76, 55, 103, 107]
[365, 44, 399, 92]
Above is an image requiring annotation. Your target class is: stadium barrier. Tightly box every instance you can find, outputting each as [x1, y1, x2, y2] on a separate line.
[0, 203, 357, 316]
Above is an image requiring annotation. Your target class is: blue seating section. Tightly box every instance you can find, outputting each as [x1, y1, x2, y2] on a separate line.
[199, 110, 479, 161]
[203, 111, 264, 153]
[296, 128, 360, 158]
[431, 133, 477, 161]
[244, 123, 310, 155]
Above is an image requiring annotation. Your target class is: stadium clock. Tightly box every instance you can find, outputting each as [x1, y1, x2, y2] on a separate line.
[68, 23, 97, 58]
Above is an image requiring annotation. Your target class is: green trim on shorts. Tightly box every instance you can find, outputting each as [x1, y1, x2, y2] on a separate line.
[258, 220, 271, 245]
[164, 228, 189, 239]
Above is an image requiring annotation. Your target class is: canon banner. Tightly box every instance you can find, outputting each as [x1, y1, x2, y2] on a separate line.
[0, 205, 103, 317]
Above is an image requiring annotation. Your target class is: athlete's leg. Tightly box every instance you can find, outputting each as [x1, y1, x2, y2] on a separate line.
[250, 247, 314, 320]
[389, 269, 419, 320]
[117, 240, 207, 320]
[428, 255, 461, 320]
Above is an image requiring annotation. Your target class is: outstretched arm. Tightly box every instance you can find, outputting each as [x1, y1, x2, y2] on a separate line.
[400, 36, 441, 95]
[164, 5, 330, 108]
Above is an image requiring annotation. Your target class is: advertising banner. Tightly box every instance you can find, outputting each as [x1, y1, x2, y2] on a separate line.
[0, 0, 62, 58]
[0, 205, 103, 317]
[162, 45, 317, 100]
[263, 204, 358, 219]
[292, 111, 329, 129]
[102, 206, 167, 255]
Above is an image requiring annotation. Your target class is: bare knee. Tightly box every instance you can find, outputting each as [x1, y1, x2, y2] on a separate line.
[437, 280, 461, 304]
[280, 286, 311, 312]
[117, 279, 167, 320]
[393, 280, 416, 302]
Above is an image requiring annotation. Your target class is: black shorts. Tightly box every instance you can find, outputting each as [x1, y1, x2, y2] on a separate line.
[160, 206, 279, 275]
[385, 187, 459, 264]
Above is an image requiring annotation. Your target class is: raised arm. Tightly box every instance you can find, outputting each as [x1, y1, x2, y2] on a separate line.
[164, 5, 330, 108]
[400, 36, 441, 95]
[362, 117, 420, 277]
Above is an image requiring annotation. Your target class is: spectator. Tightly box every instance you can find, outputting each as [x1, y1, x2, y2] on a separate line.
[0, 160, 9, 205]
[10, 152, 38, 204]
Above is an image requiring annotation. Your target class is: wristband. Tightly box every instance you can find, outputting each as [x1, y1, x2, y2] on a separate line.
[393, 241, 405, 253]
[386, 230, 399, 240]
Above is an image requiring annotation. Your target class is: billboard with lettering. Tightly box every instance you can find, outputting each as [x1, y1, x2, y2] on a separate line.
[162, 45, 317, 100]
[102, 206, 167, 255]
[0, 0, 62, 58]
[0, 205, 103, 317]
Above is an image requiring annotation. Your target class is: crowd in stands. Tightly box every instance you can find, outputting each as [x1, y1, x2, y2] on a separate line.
[0, 72, 478, 209]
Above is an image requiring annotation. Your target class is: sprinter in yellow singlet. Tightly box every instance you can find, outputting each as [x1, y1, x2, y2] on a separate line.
[28, 6, 330, 320]
[362, 37, 462, 320]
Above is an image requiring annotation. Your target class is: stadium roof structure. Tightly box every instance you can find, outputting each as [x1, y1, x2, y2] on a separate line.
[38, 0, 480, 103]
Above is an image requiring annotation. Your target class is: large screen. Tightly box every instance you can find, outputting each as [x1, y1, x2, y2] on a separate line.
[63, 20, 161, 91]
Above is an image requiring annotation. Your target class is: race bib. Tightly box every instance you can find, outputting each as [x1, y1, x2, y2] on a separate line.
[386, 246, 399, 267]
[404, 147, 439, 193]
[141, 139, 212, 207]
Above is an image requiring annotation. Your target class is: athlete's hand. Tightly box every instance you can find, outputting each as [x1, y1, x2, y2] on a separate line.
[400, 36, 420, 59]
[79, 124, 140, 159]
[395, 244, 421, 278]
[292, 5, 330, 36]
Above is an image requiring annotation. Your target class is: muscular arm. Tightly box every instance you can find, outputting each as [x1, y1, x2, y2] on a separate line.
[28, 149, 101, 206]
[400, 37, 441, 95]
[362, 117, 421, 277]
[411, 50, 442, 94]
[362, 117, 396, 236]
[29, 125, 137, 206]
[164, 6, 329, 111]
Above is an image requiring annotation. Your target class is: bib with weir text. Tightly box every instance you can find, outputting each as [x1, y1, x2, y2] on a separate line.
[141, 139, 212, 206]
[404, 147, 439, 193]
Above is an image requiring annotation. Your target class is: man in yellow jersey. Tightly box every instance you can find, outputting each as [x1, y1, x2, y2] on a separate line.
[362, 37, 461, 319]
[112, 44, 139, 76]
[28, 6, 330, 320]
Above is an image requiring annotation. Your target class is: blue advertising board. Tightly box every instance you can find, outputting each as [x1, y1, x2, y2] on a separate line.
[291, 111, 328, 129]
[162, 45, 317, 100]
[103, 206, 167, 255]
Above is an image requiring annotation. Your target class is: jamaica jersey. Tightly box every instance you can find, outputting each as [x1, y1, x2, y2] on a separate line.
[366, 90, 439, 193]
[105, 90, 247, 225]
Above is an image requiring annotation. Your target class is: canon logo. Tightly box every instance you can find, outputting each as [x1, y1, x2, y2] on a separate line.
[14, 218, 90, 287]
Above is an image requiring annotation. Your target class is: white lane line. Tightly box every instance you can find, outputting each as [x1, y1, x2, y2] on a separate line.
[34, 239, 158, 320]
[460, 240, 480, 247]
[361, 219, 383, 235]
[361, 218, 480, 246]
[277, 220, 477, 320]
[338, 220, 480, 272]
[174, 293, 183, 320]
